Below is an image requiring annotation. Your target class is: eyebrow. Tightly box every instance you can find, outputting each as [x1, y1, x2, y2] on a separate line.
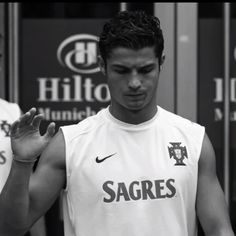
[111, 62, 156, 70]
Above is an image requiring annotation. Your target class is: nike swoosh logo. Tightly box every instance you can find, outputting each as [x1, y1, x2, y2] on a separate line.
[96, 153, 116, 163]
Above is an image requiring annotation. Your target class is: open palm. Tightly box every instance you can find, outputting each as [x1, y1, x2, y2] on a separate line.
[10, 108, 55, 160]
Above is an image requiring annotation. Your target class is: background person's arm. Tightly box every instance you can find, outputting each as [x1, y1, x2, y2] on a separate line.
[18, 107, 48, 236]
[0, 108, 66, 236]
[196, 133, 234, 236]
[29, 217, 47, 236]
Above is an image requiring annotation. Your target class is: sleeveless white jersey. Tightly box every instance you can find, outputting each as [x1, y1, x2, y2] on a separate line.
[0, 99, 21, 192]
[61, 106, 205, 236]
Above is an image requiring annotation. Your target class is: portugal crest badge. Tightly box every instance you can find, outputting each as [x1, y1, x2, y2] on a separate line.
[168, 142, 188, 166]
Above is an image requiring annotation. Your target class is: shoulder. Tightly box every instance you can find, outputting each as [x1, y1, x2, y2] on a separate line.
[158, 106, 204, 131]
[60, 108, 107, 142]
[198, 133, 216, 173]
[39, 129, 66, 170]
[158, 106, 205, 158]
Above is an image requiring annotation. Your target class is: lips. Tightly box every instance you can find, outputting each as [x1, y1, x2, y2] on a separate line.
[124, 93, 146, 100]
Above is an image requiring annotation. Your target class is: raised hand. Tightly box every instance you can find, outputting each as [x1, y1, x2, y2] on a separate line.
[10, 107, 55, 161]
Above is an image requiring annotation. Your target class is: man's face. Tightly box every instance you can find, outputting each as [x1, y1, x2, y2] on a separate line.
[101, 47, 162, 115]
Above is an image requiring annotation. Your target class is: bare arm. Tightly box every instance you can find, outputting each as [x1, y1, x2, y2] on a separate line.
[18, 109, 48, 236]
[0, 108, 66, 236]
[196, 133, 234, 236]
[29, 217, 47, 236]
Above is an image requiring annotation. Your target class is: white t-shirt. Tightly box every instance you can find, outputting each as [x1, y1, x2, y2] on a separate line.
[0, 99, 21, 192]
[61, 106, 205, 236]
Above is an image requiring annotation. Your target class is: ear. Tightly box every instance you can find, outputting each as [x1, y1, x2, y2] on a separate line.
[160, 53, 165, 70]
[98, 56, 106, 75]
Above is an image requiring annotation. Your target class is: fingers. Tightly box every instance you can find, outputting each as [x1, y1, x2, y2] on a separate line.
[18, 108, 37, 128]
[31, 114, 44, 129]
[25, 108, 37, 125]
[44, 122, 56, 139]
[13, 107, 56, 138]
[17, 107, 45, 130]
[10, 119, 20, 136]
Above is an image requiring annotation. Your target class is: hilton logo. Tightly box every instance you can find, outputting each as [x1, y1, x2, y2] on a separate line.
[36, 31, 110, 122]
[57, 34, 100, 74]
[37, 34, 110, 103]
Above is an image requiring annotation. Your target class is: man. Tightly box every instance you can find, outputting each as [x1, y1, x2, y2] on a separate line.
[0, 98, 47, 236]
[0, 10, 234, 236]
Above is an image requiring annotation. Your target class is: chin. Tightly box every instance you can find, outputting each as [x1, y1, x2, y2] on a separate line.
[125, 103, 146, 112]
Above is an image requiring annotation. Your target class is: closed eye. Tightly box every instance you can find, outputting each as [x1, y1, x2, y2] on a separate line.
[138, 65, 155, 74]
[114, 68, 130, 74]
[112, 65, 130, 74]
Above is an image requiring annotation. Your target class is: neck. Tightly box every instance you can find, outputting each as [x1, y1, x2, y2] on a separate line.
[109, 104, 158, 125]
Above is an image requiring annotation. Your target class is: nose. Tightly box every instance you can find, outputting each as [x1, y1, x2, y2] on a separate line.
[128, 74, 141, 91]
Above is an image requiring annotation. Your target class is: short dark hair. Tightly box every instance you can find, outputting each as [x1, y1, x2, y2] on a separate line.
[99, 10, 164, 66]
